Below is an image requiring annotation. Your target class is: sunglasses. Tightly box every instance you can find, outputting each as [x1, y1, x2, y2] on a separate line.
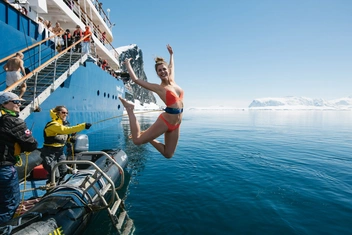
[60, 111, 69, 115]
[7, 100, 22, 105]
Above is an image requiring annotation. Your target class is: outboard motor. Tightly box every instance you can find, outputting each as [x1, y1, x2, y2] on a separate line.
[73, 134, 89, 153]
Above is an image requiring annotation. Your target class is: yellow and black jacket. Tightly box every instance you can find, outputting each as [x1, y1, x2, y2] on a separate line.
[43, 109, 86, 148]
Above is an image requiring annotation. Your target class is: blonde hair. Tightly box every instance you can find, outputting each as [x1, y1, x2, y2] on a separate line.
[16, 52, 24, 58]
[154, 57, 168, 72]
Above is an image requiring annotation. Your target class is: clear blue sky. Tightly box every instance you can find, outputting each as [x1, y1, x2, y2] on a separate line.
[103, 0, 351, 108]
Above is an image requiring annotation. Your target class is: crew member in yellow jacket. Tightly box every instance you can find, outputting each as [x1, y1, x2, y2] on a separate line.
[40, 106, 92, 183]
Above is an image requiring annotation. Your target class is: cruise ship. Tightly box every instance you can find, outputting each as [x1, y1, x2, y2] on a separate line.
[0, 0, 129, 146]
[0, 0, 135, 234]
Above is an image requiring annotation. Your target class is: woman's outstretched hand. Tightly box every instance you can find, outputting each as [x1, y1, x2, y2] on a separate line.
[123, 58, 133, 66]
[167, 44, 173, 55]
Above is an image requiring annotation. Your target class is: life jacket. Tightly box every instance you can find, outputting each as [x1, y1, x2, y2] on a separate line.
[62, 33, 72, 44]
[43, 121, 68, 146]
[73, 29, 83, 40]
[83, 27, 91, 42]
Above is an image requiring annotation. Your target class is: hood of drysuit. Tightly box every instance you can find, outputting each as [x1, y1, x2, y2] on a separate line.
[50, 109, 64, 125]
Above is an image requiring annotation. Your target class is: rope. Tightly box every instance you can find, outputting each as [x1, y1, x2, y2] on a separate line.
[91, 109, 162, 125]
[19, 10, 35, 75]
[14, 151, 31, 217]
[11, 109, 160, 217]
[67, 141, 75, 172]
[15, 155, 23, 167]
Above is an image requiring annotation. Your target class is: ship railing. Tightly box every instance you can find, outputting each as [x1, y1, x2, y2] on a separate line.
[2, 33, 90, 89]
[1, 34, 91, 119]
[0, 33, 58, 65]
[0, 33, 61, 84]
[52, 160, 123, 208]
[0, 31, 72, 84]
[51, 151, 127, 229]
[67, 0, 120, 67]
[72, 0, 114, 35]
[91, 0, 114, 30]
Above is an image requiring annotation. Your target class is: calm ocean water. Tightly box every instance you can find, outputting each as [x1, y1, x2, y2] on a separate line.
[85, 110, 352, 235]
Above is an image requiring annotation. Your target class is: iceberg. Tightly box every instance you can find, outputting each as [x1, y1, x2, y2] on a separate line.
[248, 96, 352, 110]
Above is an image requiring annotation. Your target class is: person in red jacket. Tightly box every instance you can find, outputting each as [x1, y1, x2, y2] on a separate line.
[101, 60, 108, 70]
[100, 31, 106, 45]
[82, 25, 91, 54]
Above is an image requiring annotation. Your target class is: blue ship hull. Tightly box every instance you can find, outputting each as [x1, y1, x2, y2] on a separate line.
[24, 62, 125, 147]
[0, 1, 126, 146]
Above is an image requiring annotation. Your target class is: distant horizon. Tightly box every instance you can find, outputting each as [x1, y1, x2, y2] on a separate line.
[135, 95, 352, 110]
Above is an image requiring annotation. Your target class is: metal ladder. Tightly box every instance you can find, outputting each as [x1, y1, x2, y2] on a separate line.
[52, 151, 134, 234]
[19, 51, 88, 120]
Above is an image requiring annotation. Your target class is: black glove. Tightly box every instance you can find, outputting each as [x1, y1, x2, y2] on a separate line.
[85, 123, 92, 129]
[69, 136, 76, 144]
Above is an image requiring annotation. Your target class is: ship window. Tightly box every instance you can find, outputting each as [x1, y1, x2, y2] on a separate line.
[108, 94, 110, 98]
[118, 105, 120, 109]
[112, 95, 114, 99]
[104, 92, 106, 97]
[97, 90, 100, 96]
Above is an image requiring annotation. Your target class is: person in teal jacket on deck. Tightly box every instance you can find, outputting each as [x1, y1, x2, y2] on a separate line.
[40, 106, 92, 183]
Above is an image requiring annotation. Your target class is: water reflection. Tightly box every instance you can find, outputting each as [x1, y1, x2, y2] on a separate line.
[87, 118, 125, 151]
[121, 114, 159, 185]
[82, 114, 157, 235]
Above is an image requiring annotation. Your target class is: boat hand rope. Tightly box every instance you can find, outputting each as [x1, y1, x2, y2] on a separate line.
[20, 12, 35, 76]
[91, 109, 162, 125]
[66, 141, 75, 172]
[14, 151, 31, 217]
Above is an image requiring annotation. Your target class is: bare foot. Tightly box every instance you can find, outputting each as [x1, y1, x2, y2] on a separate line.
[128, 131, 145, 139]
[119, 97, 134, 110]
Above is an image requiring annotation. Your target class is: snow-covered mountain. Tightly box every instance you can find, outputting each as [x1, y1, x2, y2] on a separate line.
[115, 44, 157, 105]
[249, 96, 352, 110]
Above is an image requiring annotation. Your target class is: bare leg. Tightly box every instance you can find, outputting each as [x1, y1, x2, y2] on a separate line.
[129, 130, 144, 139]
[149, 127, 180, 159]
[120, 97, 179, 158]
[119, 97, 141, 142]
[19, 82, 27, 98]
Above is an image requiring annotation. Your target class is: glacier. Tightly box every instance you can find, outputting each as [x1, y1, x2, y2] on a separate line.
[248, 96, 352, 110]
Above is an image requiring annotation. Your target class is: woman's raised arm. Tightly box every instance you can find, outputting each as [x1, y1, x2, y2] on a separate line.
[124, 58, 160, 93]
[167, 44, 174, 82]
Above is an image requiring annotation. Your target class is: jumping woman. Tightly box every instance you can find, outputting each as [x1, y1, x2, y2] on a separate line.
[119, 44, 183, 159]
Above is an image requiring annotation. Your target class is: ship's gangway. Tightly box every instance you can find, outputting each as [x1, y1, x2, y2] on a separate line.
[0, 35, 91, 120]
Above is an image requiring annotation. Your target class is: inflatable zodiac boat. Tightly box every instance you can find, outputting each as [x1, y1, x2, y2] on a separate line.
[0, 135, 134, 235]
